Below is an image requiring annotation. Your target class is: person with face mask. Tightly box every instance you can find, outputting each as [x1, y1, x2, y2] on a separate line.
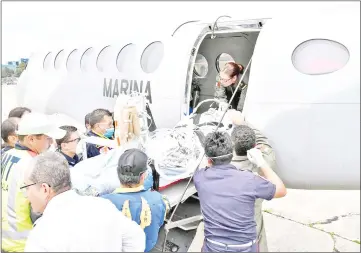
[193, 131, 287, 252]
[214, 62, 248, 112]
[86, 108, 114, 159]
[22, 151, 146, 252]
[1, 117, 20, 154]
[55, 126, 82, 167]
[1, 112, 66, 253]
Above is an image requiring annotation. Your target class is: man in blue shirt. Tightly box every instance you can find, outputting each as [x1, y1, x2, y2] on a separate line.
[86, 109, 114, 158]
[194, 131, 287, 252]
[101, 149, 170, 252]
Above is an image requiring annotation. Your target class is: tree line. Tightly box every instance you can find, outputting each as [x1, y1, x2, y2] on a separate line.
[1, 62, 27, 78]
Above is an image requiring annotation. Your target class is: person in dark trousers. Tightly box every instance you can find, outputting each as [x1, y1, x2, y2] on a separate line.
[55, 125, 82, 167]
[229, 110, 278, 252]
[86, 108, 114, 158]
[194, 131, 287, 252]
[101, 149, 170, 252]
[1, 117, 20, 154]
[8, 106, 31, 118]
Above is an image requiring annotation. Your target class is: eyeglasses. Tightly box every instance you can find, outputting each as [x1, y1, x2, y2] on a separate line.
[216, 74, 232, 83]
[20, 182, 52, 197]
[20, 182, 37, 190]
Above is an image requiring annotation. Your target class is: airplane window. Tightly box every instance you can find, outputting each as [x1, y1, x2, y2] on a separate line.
[292, 39, 350, 75]
[216, 53, 235, 72]
[67, 49, 79, 71]
[80, 47, 95, 72]
[117, 44, 136, 72]
[141, 41, 164, 73]
[54, 50, 65, 70]
[43, 52, 53, 70]
[97, 45, 114, 72]
[194, 54, 208, 78]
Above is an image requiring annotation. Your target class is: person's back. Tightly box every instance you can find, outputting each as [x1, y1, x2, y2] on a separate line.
[102, 189, 168, 252]
[1, 146, 35, 252]
[194, 164, 274, 247]
[101, 148, 169, 252]
[194, 131, 286, 252]
[23, 151, 145, 252]
[27, 190, 144, 252]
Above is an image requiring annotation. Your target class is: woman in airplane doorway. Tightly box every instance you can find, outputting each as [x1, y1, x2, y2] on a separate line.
[214, 62, 248, 112]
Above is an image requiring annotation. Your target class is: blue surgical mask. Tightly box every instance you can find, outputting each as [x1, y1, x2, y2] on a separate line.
[104, 128, 114, 138]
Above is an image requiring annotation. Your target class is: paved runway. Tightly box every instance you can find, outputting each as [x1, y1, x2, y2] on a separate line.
[2, 85, 360, 252]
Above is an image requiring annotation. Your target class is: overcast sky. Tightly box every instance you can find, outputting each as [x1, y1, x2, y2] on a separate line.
[2, 1, 359, 64]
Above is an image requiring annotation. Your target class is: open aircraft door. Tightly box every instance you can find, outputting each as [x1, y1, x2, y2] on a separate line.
[243, 10, 360, 190]
[178, 16, 269, 118]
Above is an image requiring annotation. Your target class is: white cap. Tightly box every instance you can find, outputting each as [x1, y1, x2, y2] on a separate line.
[16, 112, 66, 139]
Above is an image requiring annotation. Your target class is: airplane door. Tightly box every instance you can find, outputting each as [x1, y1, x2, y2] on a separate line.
[244, 10, 360, 189]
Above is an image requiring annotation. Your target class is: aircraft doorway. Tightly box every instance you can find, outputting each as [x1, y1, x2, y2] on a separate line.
[189, 30, 260, 114]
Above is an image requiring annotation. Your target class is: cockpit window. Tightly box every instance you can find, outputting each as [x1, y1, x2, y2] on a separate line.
[292, 39, 350, 75]
[80, 47, 95, 72]
[216, 53, 235, 72]
[141, 41, 164, 73]
[194, 54, 208, 78]
[43, 52, 53, 71]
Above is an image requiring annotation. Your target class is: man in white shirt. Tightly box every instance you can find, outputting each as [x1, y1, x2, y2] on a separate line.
[22, 151, 145, 252]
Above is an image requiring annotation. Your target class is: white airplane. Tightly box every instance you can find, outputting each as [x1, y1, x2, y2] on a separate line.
[11, 5, 360, 251]
[16, 6, 360, 190]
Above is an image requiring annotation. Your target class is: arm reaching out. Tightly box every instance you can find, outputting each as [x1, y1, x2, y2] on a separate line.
[247, 148, 287, 198]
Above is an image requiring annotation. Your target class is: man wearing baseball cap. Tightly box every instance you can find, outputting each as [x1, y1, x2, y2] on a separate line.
[1, 112, 66, 252]
[101, 149, 170, 252]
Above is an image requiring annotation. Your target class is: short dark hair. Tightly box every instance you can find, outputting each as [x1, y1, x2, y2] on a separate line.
[1, 118, 18, 143]
[55, 126, 78, 146]
[84, 113, 91, 127]
[204, 131, 233, 165]
[89, 109, 112, 128]
[8, 107, 31, 118]
[231, 125, 256, 156]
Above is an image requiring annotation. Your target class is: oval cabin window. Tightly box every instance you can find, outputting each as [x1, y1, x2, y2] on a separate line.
[54, 50, 65, 70]
[216, 53, 235, 72]
[117, 44, 136, 72]
[194, 54, 208, 78]
[43, 52, 53, 70]
[141, 41, 164, 73]
[80, 47, 95, 72]
[67, 49, 79, 71]
[97, 45, 113, 72]
[292, 39, 350, 75]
